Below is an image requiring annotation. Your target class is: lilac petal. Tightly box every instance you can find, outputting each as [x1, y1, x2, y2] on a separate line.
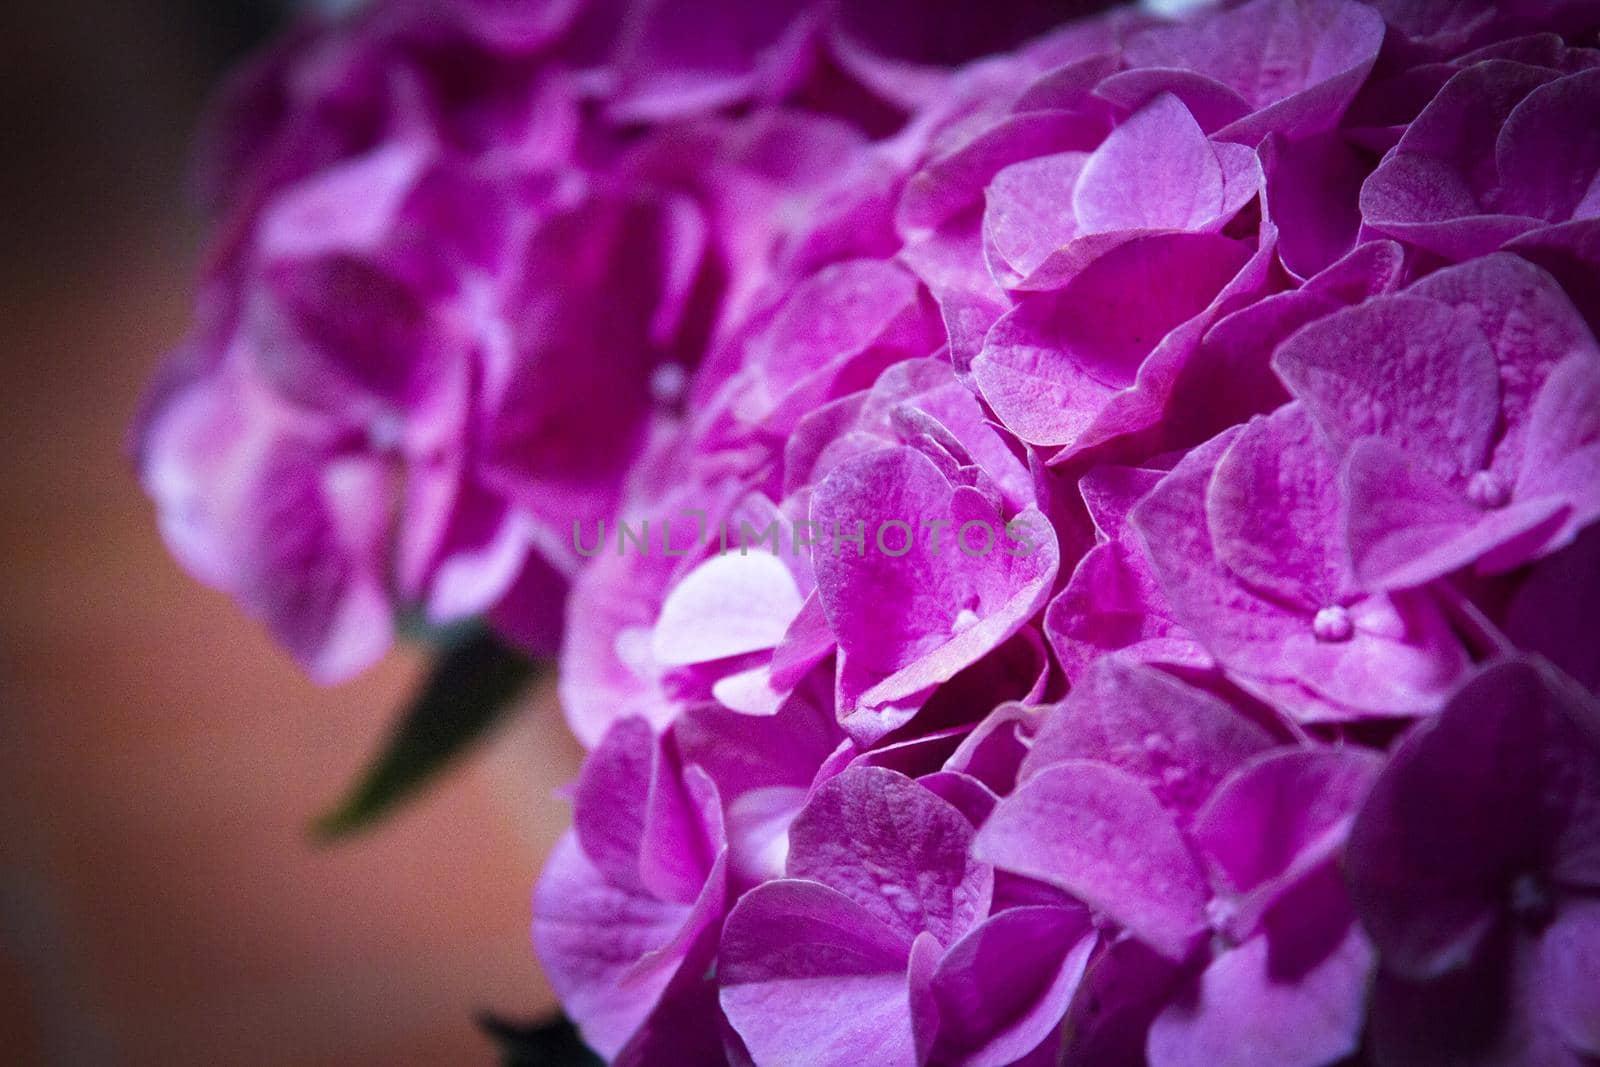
[811, 447, 1059, 710]
[931, 906, 1097, 1067]
[1272, 295, 1502, 489]
[1407, 252, 1599, 478]
[1345, 436, 1569, 589]
[974, 761, 1209, 961]
[1346, 658, 1600, 981]
[787, 766, 992, 947]
[1193, 748, 1382, 932]
[719, 879, 919, 1067]
[1262, 130, 1368, 279]
[973, 232, 1252, 446]
[1147, 920, 1374, 1067]
[1206, 403, 1346, 611]
[1359, 61, 1558, 258]
[1022, 658, 1273, 821]
[1123, 0, 1384, 142]
[1539, 898, 1600, 1056]
[1072, 94, 1224, 235]
[1506, 524, 1600, 693]
[534, 833, 725, 1059]
[1092, 69, 1252, 134]
[651, 553, 804, 668]
[1494, 69, 1600, 224]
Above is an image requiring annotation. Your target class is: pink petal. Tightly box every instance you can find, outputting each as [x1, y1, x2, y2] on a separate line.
[974, 761, 1209, 961]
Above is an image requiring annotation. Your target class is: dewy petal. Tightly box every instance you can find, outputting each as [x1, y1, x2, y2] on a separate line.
[1021, 657, 1274, 822]
[1345, 435, 1568, 590]
[786, 766, 992, 948]
[719, 879, 920, 1067]
[1071, 94, 1224, 236]
[1514, 351, 1600, 551]
[931, 905, 1097, 1067]
[974, 761, 1209, 962]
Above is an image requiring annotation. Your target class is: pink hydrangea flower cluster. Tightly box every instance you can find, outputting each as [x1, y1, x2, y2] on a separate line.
[138, 0, 1600, 1063]
[529, 1, 1600, 1064]
[136, 0, 1075, 679]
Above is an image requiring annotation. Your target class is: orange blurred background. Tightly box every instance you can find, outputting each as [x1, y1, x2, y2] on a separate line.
[0, 4, 579, 1063]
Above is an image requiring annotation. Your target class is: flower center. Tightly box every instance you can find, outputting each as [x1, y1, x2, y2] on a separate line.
[1312, 605, 1353, 642]
[1509, 872, 1556, 932]
[1467, 470, 1510, 509]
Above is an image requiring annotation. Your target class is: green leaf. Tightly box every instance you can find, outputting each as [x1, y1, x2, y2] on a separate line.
[313, 630, 540, 840]
[479, 1012, 602, 1067]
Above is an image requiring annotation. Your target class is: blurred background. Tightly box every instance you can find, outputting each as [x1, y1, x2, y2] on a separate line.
[0, 3, 582, 1062]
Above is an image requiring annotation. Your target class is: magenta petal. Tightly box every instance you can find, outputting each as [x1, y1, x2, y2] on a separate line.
[811, 447, 1059, 710]
[1539, 899, 1600, 1057]
[1272, 295, 1502, 488]
[1192, 748, 1382, 931]
[1147, 921, 1374, 1067]
[1123, 0, 1383, 142]
[1022, 657, 1273, 821]
[1262, 130, 1367, 280]
[652, 553, 804, 668]
[931, 906, 1097, 1067]
[1407, 252, 1599, 478]
[1345, 435, 1568, 589]
[973, 232, 1252, 447]
[974, 761, 1209, 961]
[1494, 69, 1600, 224]
[1071, 94, 1224, 235]
[787, 766, 992, 948]
[719, 879, 919, 1067]
[1206, 403, 1346, 611]
[534, 833, 725, 1059]
[1346, 658, 1600, 981]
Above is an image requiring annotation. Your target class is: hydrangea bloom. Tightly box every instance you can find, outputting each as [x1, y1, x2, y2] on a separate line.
[136, 0, 1069, 680]
[141, 0, 1600, 1062]
[529, 0, 1600, 1062]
